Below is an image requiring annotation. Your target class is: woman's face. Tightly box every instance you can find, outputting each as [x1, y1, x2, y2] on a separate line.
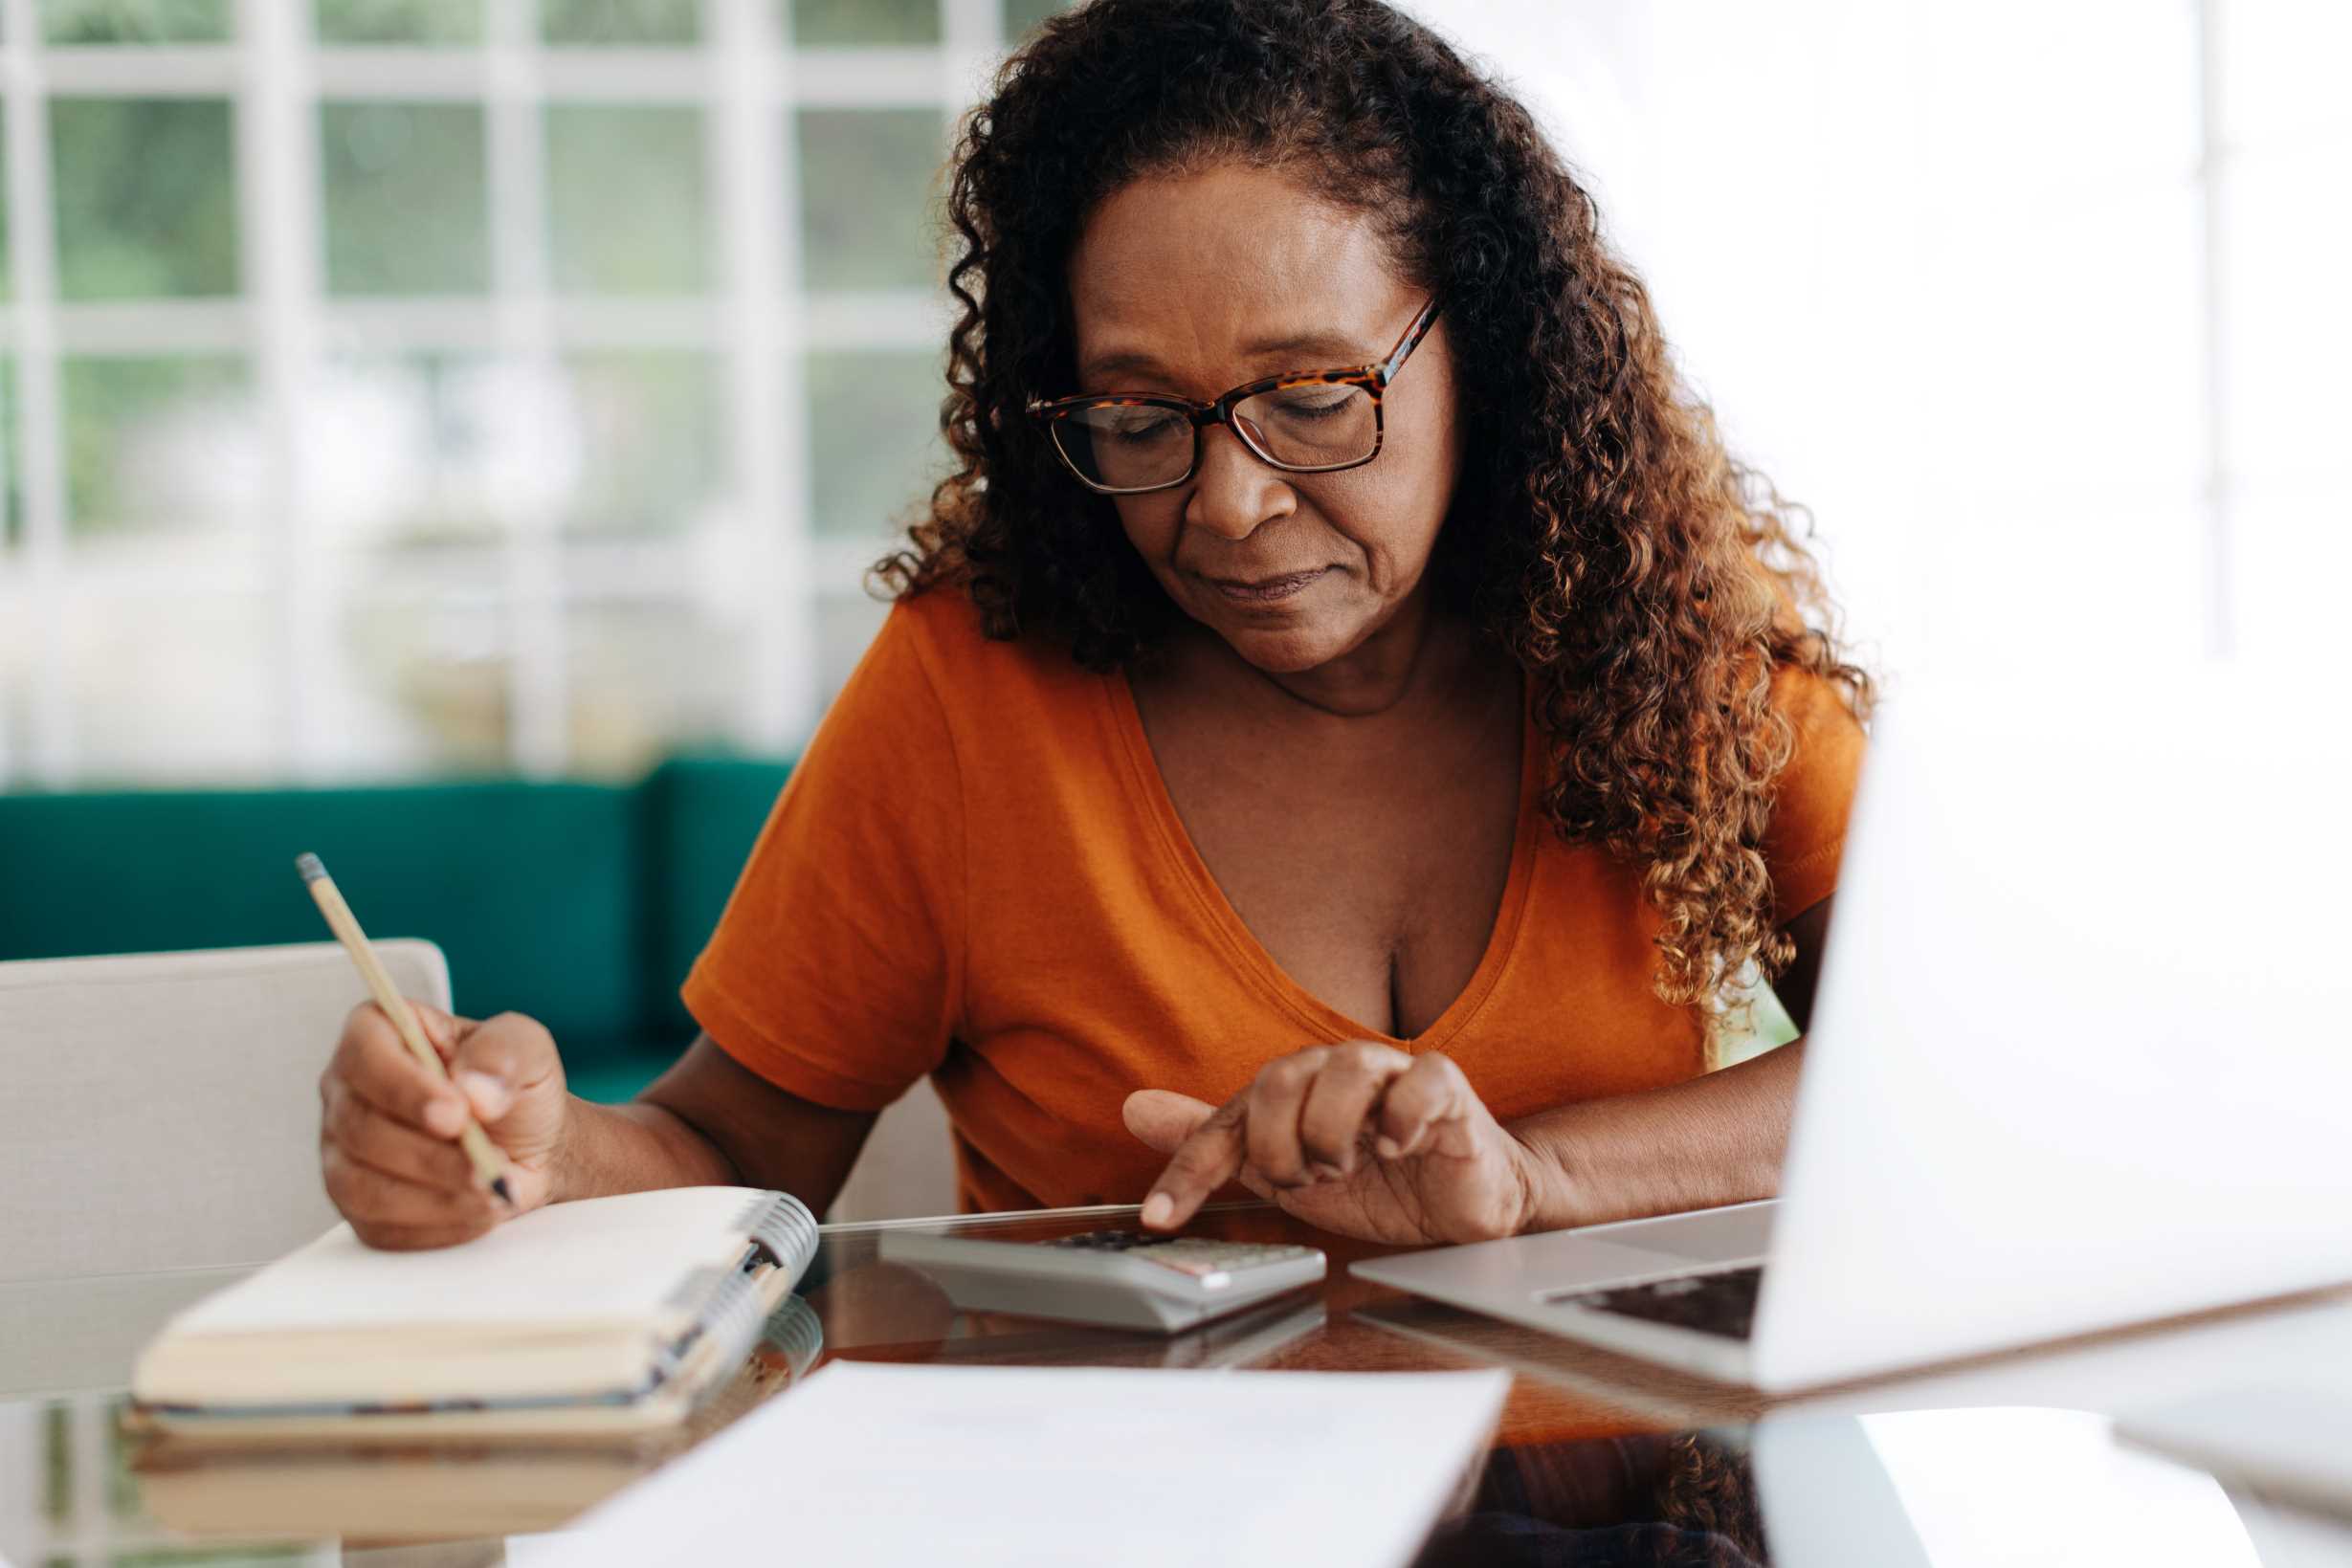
[1066, 164, 1462, 676]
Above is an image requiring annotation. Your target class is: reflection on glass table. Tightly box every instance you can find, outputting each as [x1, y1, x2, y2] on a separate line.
[12, 1203, 2352, 1566]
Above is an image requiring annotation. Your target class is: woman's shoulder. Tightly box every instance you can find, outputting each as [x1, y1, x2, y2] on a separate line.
[1767, 659, 1867, 749]
[872, 582, 1107, 719]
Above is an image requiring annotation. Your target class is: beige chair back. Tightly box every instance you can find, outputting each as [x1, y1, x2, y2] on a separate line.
[829, 1075, 955, 1223]
[0, 940, 449, 1284]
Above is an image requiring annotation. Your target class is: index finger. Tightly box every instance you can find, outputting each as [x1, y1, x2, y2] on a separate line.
[1142, 1094, 1248, 1231]
[331, 1000, 467, 1136]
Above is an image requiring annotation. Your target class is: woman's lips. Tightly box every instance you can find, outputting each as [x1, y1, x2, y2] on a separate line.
[1206, 567, 1330, 604]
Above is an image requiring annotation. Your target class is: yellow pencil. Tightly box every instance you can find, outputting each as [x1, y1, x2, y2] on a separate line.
[296, 852, 515, 1206]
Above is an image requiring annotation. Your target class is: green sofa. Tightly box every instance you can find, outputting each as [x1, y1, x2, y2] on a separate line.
[0, 753, 792, 1104]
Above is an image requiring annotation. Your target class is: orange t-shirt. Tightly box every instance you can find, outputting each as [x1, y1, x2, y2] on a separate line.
[682, 586, 1864, 1213]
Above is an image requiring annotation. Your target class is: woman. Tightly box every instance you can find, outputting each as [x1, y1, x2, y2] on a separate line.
[317, 0, 1871, 1250]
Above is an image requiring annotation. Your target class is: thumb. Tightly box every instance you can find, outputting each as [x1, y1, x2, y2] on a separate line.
[1122, 1089, 1217, 1155]
[448, 1012, 559, 1123]
[402, 998, 470, 1065]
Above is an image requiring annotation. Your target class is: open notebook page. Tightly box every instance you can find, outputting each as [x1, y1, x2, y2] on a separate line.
[167, 1186, 780, 1335]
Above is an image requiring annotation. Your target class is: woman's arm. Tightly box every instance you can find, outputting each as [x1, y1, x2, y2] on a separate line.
[1506, 894, 1832, 1230]
[558, 1032, 880, 1212]
[1507, 1041, 1802, 1230]
[1129, 897, 1837, 1244]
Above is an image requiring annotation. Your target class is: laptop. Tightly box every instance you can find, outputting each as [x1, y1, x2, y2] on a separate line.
[1352, 670, 2352, 1392]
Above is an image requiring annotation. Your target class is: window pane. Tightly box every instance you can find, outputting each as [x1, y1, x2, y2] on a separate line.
[545, 105, 708, 295]
[313, 353, 515, 546]
[561, 351, 721, 536]
[806, 348, 944, 540]
[64, 595, 276, 784]
[540, 0, 697, 45]
[51, 98, 238, 300]
[817, 589, 889, 708]
[40, 0, 230, 43]
[314, 0, 483, 45]
[321, 101, 489, 296]
[62, 354, 254, 541]
[1, 586, 28, 775]
[340, 577, 514, 774]
[1003, 0, 1065, 39]
[789, 0, 938, 47]
[1, 358, 18, 551]
[2220, 0, 2352, 151]
[565, 600, 745, 777]
[0, 118, 11, 302]
[796, 109, 945, 291]
[2220, 152, 2351, 486]
[2232, 488, 2352, 668]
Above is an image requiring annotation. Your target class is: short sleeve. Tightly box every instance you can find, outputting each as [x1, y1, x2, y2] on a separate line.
[1761, 666, 1868, 926]
[681, 603, 965, 1112]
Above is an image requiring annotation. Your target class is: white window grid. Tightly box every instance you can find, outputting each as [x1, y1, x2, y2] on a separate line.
[0, 0, 1015, 785]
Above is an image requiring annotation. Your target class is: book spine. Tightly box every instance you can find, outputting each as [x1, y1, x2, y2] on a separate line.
[734, 1191, 820, 1278]
[694, 1269, 770, 1385]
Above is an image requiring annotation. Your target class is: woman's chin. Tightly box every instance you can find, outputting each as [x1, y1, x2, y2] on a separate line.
[1169, 580, 1361, 674]
[1212, 620, 1353, 675]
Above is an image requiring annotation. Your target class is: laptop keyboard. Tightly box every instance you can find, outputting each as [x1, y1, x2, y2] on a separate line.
[1557, 1264, 1766, 1340]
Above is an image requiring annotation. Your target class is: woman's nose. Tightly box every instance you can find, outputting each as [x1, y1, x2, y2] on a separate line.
[1184, 422, 1297, 541]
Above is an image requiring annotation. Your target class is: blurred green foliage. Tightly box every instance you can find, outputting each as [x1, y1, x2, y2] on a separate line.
[0, 120, 11, 302]
[790, 0, 939, 47]
[563, 350, 721, 536]
[545, 104, 708, 295]
[1004, 0, 1068, 39]
[541, 0, 696, 45]
[797, 108, 945, 290]
[39, 0, 229, 43]
[322, 101, 490, 295]
[62, 354, 248, 535]
[808, 348, 945, 539]
[314, 0, 483, 45]
[51, 98, 239, 299]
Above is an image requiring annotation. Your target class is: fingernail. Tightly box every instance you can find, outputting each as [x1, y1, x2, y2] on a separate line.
[455, 1070, 512, 1119]
[1374, 1135, 1403, 1159]
[1141, 1192, 1175, 1228]
[1310, 1160, 1345, 1182]
[424, 1096, 464, 1136]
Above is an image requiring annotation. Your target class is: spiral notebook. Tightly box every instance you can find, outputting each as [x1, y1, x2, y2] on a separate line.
[129, 1186, 820, 1442]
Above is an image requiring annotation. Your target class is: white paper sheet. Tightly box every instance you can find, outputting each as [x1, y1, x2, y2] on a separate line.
[545, 1362, 1511, 1567]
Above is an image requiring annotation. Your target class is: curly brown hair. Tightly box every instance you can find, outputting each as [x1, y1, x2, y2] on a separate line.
[876, 0, 1873, 1026]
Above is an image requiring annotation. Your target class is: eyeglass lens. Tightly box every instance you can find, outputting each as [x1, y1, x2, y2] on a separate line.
[1051, 384, 1377, 491]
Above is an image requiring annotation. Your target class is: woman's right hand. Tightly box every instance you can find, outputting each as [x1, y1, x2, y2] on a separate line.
[319, 1001, 572, 1249]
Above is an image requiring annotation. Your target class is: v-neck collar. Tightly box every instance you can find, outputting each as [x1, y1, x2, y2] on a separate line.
[1104, 664, 1542, 1052]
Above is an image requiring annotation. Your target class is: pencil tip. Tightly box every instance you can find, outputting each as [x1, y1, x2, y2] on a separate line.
[491, 1175, 515, 1207]
[295, 852, 325, 883]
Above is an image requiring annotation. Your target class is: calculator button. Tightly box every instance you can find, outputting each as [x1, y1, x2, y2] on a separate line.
[1041, 1231, 1318, 1280]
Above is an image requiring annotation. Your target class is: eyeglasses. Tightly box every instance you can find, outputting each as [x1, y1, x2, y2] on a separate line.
[1026, 298, 1442, 496]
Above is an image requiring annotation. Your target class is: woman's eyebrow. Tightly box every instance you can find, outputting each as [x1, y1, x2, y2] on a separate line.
[1079, 330, 1373, 386]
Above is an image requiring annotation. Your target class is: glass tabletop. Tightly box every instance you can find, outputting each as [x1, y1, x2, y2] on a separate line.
[7, 1201, 2352, 1566]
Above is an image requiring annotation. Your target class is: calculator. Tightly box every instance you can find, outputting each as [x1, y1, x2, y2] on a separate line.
[878, 1227, 1327, 1332]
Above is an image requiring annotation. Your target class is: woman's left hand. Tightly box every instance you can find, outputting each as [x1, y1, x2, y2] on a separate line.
[1123, 1043, 1545, 1245]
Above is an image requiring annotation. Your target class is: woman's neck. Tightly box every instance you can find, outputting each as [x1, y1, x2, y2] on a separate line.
[1177, 589, 1498, 726]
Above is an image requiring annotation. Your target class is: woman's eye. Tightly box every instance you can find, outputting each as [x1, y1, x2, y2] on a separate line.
[1268, 392, 1352, 420]
[1106, 412, 1184, 442]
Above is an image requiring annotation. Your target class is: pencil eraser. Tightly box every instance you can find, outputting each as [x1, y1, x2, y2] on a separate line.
[295, 853, 326, 883]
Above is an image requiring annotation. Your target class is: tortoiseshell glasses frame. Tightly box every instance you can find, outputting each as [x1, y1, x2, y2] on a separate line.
[1025, 297, 1443, 496]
